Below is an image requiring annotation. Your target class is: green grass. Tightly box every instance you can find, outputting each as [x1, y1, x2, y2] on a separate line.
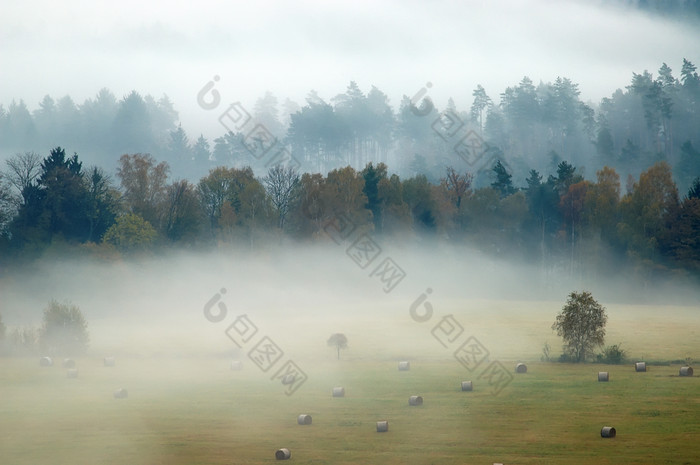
[1, 356, 699, 464]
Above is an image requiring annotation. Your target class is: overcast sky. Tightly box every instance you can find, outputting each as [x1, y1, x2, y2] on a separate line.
[1, 0, 698, 140]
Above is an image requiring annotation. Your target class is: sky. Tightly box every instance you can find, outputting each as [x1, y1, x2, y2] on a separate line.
[1, 0, 699, 140]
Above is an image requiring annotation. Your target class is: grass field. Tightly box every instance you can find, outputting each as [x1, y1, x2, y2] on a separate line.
[1, 352, 699, 464]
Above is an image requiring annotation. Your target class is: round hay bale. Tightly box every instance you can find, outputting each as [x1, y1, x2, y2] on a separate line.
[113, 388, 128, 399]
[398, 361, 410, 371]
[408, 395, 423, 406]
[600, 426, 616, 438]
[680, 366, 693, 377]
[66, 368, 79, 378]
[62, 358, 75, 368]
[230, 360, 242, 371]
[635, 362, 646, 372]
[515, 363, 527, 373]
[297, 414, 312, 425]
[598, 372, 609, 382]
[332, 387, 345, 397]
[376, 420, 389, 432]
[461, 381, 473, 391]
[275, 448, 291, 460]
[39, 356, 53, 367]
[103, 357, 115, 367]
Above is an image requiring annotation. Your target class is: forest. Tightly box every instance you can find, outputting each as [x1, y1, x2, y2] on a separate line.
[0, 59, 698, 284]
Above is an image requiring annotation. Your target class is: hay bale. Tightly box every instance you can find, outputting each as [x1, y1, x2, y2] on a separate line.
[461, 381, 473, 391]
[635, 362, 646, 372]
[275, 448, 291, 460]
[515, 363, 527, 373]
[332, 387, 345, 397]
[62, 358, 75, 368]
[66, 368, 79, 378]
[39, 356, 53, 367]
[598, 372, 609, 382]
[376, 420, 389, 432]
[230, 360, 242, 371]
[600, 426, 616, 438]
[408, 395, 423, 406]
[113, 388, 128, 399]
[680, 366, 693, 376]
[398, 361, 410, 371]
[103, 357, 115, 367]
[297, 414, 312, 425]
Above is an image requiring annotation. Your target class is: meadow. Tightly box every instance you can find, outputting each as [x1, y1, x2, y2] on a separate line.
[1, 298, 699, 465]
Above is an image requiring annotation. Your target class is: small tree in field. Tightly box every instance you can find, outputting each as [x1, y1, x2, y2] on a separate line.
[552, 291, 607, 362]
[41, 300, 89, 355]
[327, 333, 348, 360]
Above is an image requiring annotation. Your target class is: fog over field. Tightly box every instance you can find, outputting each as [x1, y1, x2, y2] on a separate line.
[2, 1, 700, 463]
[2, 243, 698, 364]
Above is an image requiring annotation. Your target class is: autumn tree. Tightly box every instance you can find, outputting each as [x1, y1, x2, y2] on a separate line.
[325, 166, 371, 231]
[162, 180, 202, 243]
[583, 166, 621, 244]
[197, 166, 264, 241]
[116, 153, 169, 231]
[294, 172, 327, 237]
[442, 167, 473, 209]
[552, 291, 607, 362]
[618, 162, 679, 263]
[102, 213, 157, 253]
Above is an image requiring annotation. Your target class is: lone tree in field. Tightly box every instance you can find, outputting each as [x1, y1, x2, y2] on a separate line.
[327, 333, 348, 360]
[552, 291, 607, 362]
[41, 300, 90, 355]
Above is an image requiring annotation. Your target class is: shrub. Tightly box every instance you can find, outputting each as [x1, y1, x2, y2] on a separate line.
[596, 344, 627, 364]
[40, 300, 89, 355]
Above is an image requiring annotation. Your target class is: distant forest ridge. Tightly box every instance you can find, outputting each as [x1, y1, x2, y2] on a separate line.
[1, 59, 698, 195]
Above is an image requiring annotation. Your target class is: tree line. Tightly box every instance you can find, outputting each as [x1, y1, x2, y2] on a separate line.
[0, 147, 698, 283]
[1, 59, 699, 196]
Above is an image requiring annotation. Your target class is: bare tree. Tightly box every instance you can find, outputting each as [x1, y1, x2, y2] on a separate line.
[263, 165, 299, 229]
[442, 167, 473, 208]
[4, 152, 42, 204]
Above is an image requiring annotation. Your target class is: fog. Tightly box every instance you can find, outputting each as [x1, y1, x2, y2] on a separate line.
[2, 0, 699, 140]
[2, 2, 700, 463]
[2, 243, 698, 365]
